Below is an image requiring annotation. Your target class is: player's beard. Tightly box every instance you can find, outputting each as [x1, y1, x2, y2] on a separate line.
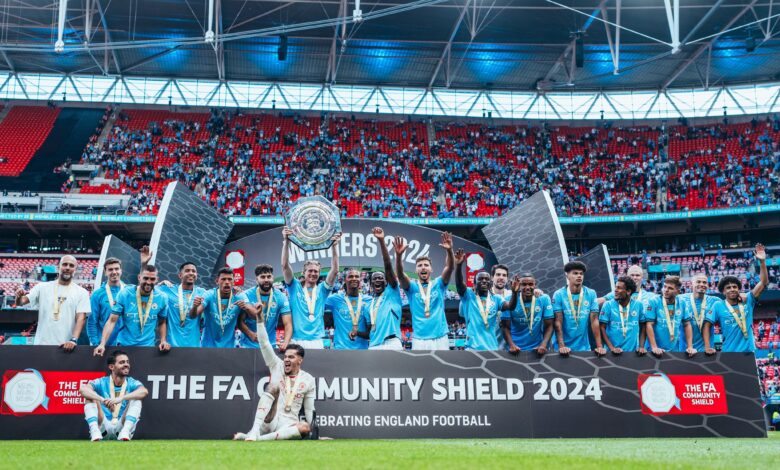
[259, 281, 273, 292]
[59, 272, 72, 282]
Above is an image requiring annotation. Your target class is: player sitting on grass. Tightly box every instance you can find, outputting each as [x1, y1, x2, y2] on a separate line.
[79, 350, 148, 441]
[233, 308, 317, 441]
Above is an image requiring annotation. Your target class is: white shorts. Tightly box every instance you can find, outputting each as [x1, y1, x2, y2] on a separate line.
[261, 413, 300, 435]
[412, 335, 450, 350]
[100, 418, 123, 440]
[291, 339, 324, 350]
[369, 337, 404, 350]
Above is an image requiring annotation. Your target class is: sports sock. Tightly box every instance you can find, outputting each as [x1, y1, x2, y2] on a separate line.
[84, 402, 101, 440]
[246, 392, 276, 438]
[256, 425, 302, 441]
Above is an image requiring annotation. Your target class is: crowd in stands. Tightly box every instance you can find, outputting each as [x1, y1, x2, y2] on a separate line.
[758, 357, 780, 403]
[611, 247, 779, 293]
[67, 108, 780, 218]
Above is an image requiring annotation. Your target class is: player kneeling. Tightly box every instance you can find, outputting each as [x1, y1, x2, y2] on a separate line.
[234, 313, 316, 441]
[79, 350, 148, 441]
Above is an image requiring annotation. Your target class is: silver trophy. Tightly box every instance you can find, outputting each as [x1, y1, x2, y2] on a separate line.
[285, 195, 342, 251]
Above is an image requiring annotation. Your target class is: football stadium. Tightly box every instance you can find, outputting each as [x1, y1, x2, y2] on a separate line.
[1, 0, 780, 467]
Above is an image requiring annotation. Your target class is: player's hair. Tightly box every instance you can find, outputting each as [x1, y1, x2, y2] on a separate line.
[415, 256, 432, 266]
[617, 275, 637, 294]
[286, 343, 305, 358]
[491, 264, 509, 276]
[303, 260, 321, 270]
[517, 272, 535, 280]
[108, 350, 128, 366]
[343, 266, 361, 276]
[104, 257, 122, 268]
[564, 261, 587, 273]
[717, 275, 741, 293]
[179, 261, 197, 272]
[254, 264, 273, 276]
[142, 264, 157, 273]
[370, 271, 386, 281]
[664, 275, 682, 289]
[216, 267, 234, 277]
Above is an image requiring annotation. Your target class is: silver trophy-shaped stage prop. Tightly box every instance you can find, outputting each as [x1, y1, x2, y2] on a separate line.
[284, 195, 342, 251]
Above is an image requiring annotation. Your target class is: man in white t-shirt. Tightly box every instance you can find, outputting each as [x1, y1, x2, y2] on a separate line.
[14, 255, 91, 349]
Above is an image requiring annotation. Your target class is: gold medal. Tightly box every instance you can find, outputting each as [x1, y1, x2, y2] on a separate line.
[303, 285, 317, 321]
[344, 295, 363, 328]
[724, 301, 749, 338]
[258, 288, 274, 324]
[566, 287, 584, 324]
[518, 296, 536, 326]
[52, 283, 71, 322]
[135, 288, 154, 333]
[370, 293, 384, 331]
[283, 375, 297, 414]
[106, 282, 124, 307]
[109, 378, 127, 425]
[217, 290, 233, 336]
[474, 292, 493, 328]
[690, 295, 706, 330]
[618, 300, 631, 337]
[177, 284, 194, 326]
[661, 297, 677, 342]
[418, 281, 431, 318]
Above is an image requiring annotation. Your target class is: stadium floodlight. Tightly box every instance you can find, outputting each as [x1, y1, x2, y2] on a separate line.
[353, 0, 363, 23]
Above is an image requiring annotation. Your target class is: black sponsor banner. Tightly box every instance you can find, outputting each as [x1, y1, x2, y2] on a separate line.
[0, 347, 766, 439]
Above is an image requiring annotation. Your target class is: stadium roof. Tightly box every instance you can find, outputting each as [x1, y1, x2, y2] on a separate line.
[1, 0, 780, 93]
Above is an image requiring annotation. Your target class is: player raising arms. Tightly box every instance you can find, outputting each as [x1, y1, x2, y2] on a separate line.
[234, 314, 316, 441]
[281, 226, 341, 349]
[395, 232, 455, 350]
[455, 249, 520, 351]
[703, 243, 769, 354]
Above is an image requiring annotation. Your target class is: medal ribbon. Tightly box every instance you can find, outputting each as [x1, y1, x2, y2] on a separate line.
[418, 281, 431, 318]
[345, 295, 363, 328]
[618, 300, 631, 337]
[283, 375, 297, 412]
[52, 283, 70, 321]
[566, 287, 584, 324]
[303, 285, 317, 319]
[475, 293, 493, 328]
[690, 295, 706, 330]
[724, 301, 748, 338]
[135, 288, 154, 333]
[519, 296, 536, 326]
[257, 288, 274, 324]
[661, 297, 677, 342]
[370, 293, 384, 330]
[106, 282, 125, 307]
[177, 284, 194, 325]
[217, 290, 233, 336]
[109, 378, 128, 425]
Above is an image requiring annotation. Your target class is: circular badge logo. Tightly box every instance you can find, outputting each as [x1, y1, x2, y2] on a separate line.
[641, 375, 677, 413]
[3, 371, 46, 413]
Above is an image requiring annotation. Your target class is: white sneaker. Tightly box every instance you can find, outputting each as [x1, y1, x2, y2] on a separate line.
[117, 430, 131, 441]
[89, 429, 103, 442]
[232, 432, 247, 440]
[244, 433, 257, 442]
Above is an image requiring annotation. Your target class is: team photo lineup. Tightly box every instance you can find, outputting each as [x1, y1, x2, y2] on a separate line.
[10, 225, 770, 442]
[3, 1, 780, 468]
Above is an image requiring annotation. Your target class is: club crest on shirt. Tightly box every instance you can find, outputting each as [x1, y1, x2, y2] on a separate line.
[152, 303, 158, 310]
[535, 306, 541, 312]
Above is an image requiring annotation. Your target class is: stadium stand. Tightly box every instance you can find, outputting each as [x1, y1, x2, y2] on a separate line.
[65, 108, 780, 218]
[0, 106, 59, 176]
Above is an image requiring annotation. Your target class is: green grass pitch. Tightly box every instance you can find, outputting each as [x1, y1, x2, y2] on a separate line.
[2, 433, 778, 469]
